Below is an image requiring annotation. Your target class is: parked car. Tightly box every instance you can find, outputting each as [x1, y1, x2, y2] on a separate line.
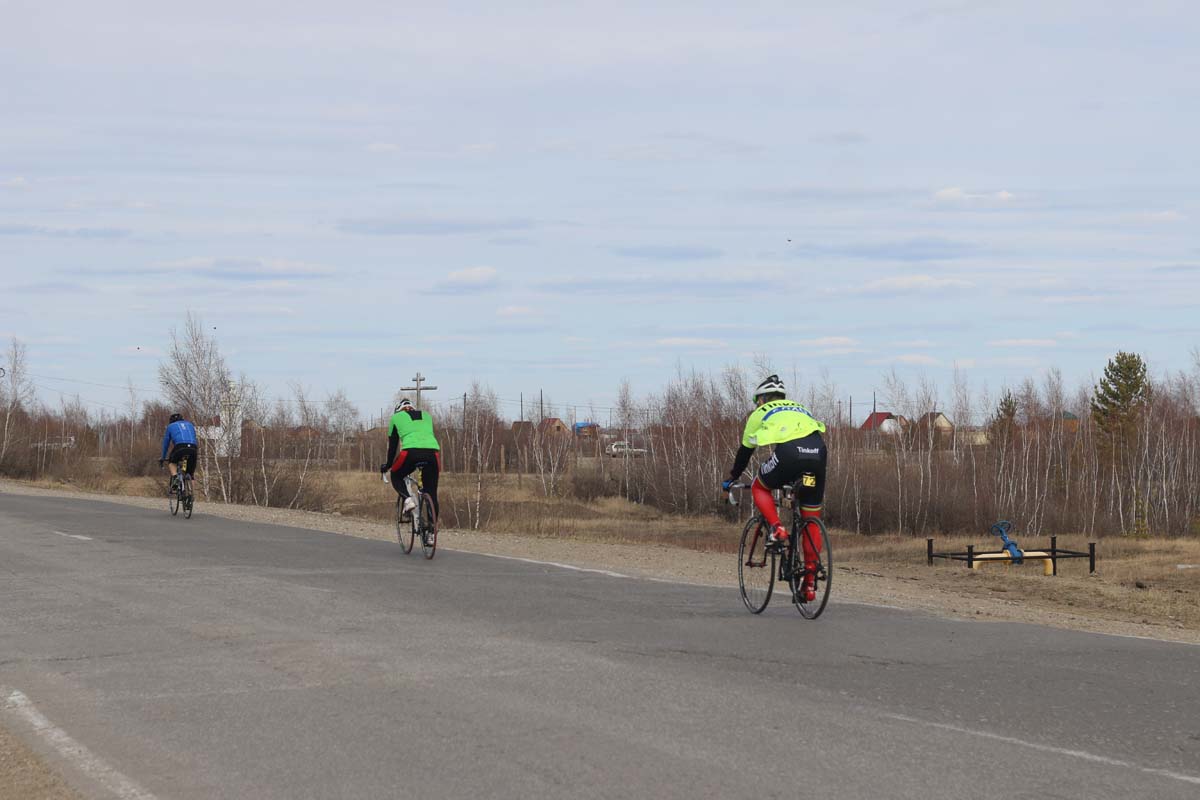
[607, 441, 647, 457]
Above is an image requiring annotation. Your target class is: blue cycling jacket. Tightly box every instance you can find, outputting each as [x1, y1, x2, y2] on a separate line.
[161, 420, 198, 459]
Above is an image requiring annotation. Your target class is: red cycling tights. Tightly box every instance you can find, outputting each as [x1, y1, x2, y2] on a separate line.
[752, 477, 823, 567]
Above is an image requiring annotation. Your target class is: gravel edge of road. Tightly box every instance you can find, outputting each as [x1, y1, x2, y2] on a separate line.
[0, 709, 82, 800]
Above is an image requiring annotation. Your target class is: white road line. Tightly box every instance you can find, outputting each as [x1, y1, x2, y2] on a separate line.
[2, 688, 157, 800]
[882, 712, 1200, 787]
[52, 531, 93, 541]
[476, 552, 634, 579]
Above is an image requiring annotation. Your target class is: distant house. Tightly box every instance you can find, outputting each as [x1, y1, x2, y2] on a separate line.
[537, 417, 569, 436]
[1061, 411, 1081, 434]
[511, 420, 534, 440]
[915, 411, 955, 449]
[960, 427, 990, 447]
[574, 422, 600, 438]
[861, 412, 907, 435]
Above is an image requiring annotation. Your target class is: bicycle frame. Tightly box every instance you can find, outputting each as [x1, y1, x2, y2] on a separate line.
[728, 480, 831, 617]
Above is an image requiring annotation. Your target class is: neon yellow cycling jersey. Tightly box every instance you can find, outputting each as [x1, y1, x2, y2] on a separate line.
[741, 400, 826, 448]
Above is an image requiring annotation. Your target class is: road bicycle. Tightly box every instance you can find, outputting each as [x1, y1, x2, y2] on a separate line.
[163, 461, 195, 519]
[385, 466, 438, 559]
[727, 480, 832, 618]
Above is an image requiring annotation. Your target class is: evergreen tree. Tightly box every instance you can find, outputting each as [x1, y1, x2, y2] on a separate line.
[1090, 351, 1151, 439]
[988, 390, 1018, 443]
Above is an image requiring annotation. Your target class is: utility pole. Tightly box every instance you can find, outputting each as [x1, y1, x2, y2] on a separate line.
[539, 389, 544, 421]
[400, 372, 438, 408]
[520, 392, 524, 421]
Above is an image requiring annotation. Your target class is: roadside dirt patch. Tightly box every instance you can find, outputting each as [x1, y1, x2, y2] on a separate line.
[0, 721, 80, 800]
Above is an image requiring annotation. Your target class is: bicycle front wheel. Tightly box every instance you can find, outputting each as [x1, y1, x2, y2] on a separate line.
[168, 483, 179, 516]
[420, 493, 437, 560]
[397, 497, 415, 554]
[738, 516, 775, 613]
[794, 517, 832, 619]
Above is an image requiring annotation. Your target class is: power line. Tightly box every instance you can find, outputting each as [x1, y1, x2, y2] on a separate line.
[32, 383, 126, 411]
[28, 373, 361, 408]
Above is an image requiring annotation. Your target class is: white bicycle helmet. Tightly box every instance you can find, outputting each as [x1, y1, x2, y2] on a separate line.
[394, 398, 414, 413]
[753, 374, 786, 403]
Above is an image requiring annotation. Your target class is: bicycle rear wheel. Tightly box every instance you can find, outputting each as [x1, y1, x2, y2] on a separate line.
[794, 517, 832, 619]
[738, 516, 775, 613]
[183, 479, 194, 519]
[420, 493, 437, 559]
[396, 497, 415, 554]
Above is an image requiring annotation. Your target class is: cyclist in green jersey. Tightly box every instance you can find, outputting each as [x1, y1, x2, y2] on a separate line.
[379, 398, 442, 519]
[722, 374, 828, 600]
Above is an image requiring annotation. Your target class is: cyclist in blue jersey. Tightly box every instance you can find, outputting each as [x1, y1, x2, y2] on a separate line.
[160, 413, 199, 490]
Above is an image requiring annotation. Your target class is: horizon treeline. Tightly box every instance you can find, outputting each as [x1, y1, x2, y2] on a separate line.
[2, 321, 1198, 538]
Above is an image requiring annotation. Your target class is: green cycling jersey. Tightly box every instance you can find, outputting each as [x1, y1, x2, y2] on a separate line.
[741, 399, 826, 448]
[388, 409, 441, 451]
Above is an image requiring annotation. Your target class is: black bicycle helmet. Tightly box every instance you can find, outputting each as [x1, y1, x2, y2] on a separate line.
[169, 413, 184, 423]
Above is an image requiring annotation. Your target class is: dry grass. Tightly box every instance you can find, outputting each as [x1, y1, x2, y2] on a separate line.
[838, 532, 1200, 631]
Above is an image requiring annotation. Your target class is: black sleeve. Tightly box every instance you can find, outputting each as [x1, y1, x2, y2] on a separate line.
[385, 430, 400, 466]
[729, 445, 755, 481]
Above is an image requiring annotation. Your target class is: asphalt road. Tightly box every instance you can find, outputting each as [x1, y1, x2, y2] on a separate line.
[2, 492, 1198, 800]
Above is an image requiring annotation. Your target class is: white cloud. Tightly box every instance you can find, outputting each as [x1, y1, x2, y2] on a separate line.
[1130, 210, 1185, 223]
[934, 187, 1014, 202]
[855, 275, 973, 295]
[654, 337, 725, 349]
[793, 336, 865, 355]
[868, 354, 942, 366]
[151, 257, 337, 280]
[1039, 293, 1110, 305]
[894, 354, 941, 365]
[461, 143, 497, 156]
[989, 356, 1044, 368]
[365, 142, 400, 153]
[497, 305, 535, 317]
[1, 177, 30, 189]
[797, 336, 856, 348]
[988, 338, 1057, 348]
[446, 266, 498, 287]
[934, 187, 968, 201]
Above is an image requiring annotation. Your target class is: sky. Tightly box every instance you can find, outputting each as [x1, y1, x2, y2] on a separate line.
[2, 1, 1198, 425]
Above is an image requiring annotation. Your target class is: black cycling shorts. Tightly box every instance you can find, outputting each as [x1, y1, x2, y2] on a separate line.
[388, 448, 441, 516]
[757, 432, 826, 508]
[168, 444, 198, 475]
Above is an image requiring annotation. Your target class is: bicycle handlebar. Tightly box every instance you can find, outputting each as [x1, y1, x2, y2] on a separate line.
[725, 482, 752, 506]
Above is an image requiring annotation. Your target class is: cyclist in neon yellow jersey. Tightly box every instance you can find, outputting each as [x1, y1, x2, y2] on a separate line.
[379, 398, 442, 520]
[722, 374, 827, 601]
